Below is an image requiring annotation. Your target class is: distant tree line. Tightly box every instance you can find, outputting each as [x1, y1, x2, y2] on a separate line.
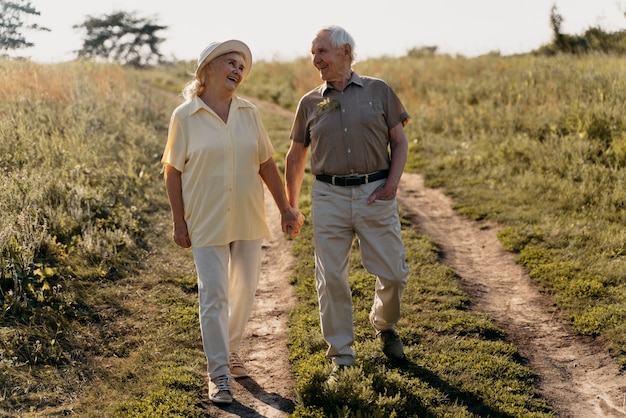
[72, 11, 166, 67]
[0, 0, 49, 52]
[2, 0, 626, 66]
[407, 4, 626, 58]
[538, 5, 626, 55]
[0, 0, 166, 67]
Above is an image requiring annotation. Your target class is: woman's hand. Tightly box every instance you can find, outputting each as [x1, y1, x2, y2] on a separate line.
[173, 221, 191, 248]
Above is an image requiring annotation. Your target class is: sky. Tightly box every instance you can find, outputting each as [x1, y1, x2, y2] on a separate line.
[18, 0, 626, 64]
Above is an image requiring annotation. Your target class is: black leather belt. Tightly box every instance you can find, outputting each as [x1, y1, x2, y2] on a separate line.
[315, 170, 389, 187]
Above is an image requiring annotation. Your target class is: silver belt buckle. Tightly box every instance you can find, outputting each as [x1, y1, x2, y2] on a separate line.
[345, 174, 362, 187]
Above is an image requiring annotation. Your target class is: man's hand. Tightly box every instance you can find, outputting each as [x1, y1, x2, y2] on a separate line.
[367, 183, 397, 204]
[281, 207, 305, 238]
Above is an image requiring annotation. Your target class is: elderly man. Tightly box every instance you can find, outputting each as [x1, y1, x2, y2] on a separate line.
[285, 25, 410, 380]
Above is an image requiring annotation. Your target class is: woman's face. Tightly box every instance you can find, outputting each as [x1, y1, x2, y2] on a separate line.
[205, 52, 246, 91]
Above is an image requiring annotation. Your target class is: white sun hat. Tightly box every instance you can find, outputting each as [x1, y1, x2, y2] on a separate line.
[195, 40, 252, 80]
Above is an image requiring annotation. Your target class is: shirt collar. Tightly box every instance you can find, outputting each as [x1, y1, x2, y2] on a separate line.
[188, 95, 253, 116]
[322, 71, 363, 95]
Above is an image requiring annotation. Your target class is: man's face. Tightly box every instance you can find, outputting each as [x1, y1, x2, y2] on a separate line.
[310, 30, 348, 83]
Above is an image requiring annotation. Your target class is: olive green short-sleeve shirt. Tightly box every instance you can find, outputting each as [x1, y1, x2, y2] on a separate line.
[162, 96, 273, 247]
[289, 72, 409, 176]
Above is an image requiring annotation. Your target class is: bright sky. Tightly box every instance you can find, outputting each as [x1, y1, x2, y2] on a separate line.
[20, 0, 626, 63]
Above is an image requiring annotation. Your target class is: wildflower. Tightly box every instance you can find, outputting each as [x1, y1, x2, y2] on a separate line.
[316, 97, 339, 115]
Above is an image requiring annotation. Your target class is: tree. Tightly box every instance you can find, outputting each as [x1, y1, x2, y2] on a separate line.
[549, 4, 564, 48]
[546, 4, 587, 54]
[0, 0, 50, 53]
[74, 11, 167, 67]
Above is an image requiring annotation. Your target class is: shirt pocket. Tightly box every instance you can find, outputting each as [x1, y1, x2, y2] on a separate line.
[360, 100, 383, 114]
[359, 99, 384, 125]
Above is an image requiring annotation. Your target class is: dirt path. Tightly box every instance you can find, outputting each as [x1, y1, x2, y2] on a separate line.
[205, 169, 626, 417]
[397, 173, 626, 418]
[205, 187, 298, 417]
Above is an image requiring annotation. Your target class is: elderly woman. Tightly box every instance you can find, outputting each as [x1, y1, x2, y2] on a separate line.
[161, 40, 304, 404]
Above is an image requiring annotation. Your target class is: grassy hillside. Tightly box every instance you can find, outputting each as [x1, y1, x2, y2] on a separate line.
[0, 61, 176, 415]
[241, 53, 626, 366]
[1, 51, 625, 416]
[240, 53, 626, 415]
[395, 54, 626, 366]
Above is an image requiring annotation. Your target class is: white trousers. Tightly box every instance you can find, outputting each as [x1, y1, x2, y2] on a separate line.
[311, 179, 409, 366]
[192, 240, 262, 379]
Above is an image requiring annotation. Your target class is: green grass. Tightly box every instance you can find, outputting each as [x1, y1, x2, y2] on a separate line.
[240, 52, 626, 367]
[0, 61, 194, 415]
[391, 54, 626, 366]
[2, 50, 626, 415]
[286, 198, 551, 416]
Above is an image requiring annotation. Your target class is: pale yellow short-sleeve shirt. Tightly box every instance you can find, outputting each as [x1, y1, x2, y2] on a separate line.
[162, 95, 274, 247]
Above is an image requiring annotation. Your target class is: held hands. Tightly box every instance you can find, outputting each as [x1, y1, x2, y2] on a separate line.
[281, 207, 305, 238]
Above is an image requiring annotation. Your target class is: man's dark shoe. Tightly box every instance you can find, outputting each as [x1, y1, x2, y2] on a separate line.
[378, 328, 407, 364]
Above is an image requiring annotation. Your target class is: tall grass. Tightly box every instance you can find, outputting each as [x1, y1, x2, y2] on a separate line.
[3, 50, 626, 415]
[242, 53, 626, 366]
[385, 54, 626, 366]
[0, 61, 170, 411]
[237, 53, 626, 413]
